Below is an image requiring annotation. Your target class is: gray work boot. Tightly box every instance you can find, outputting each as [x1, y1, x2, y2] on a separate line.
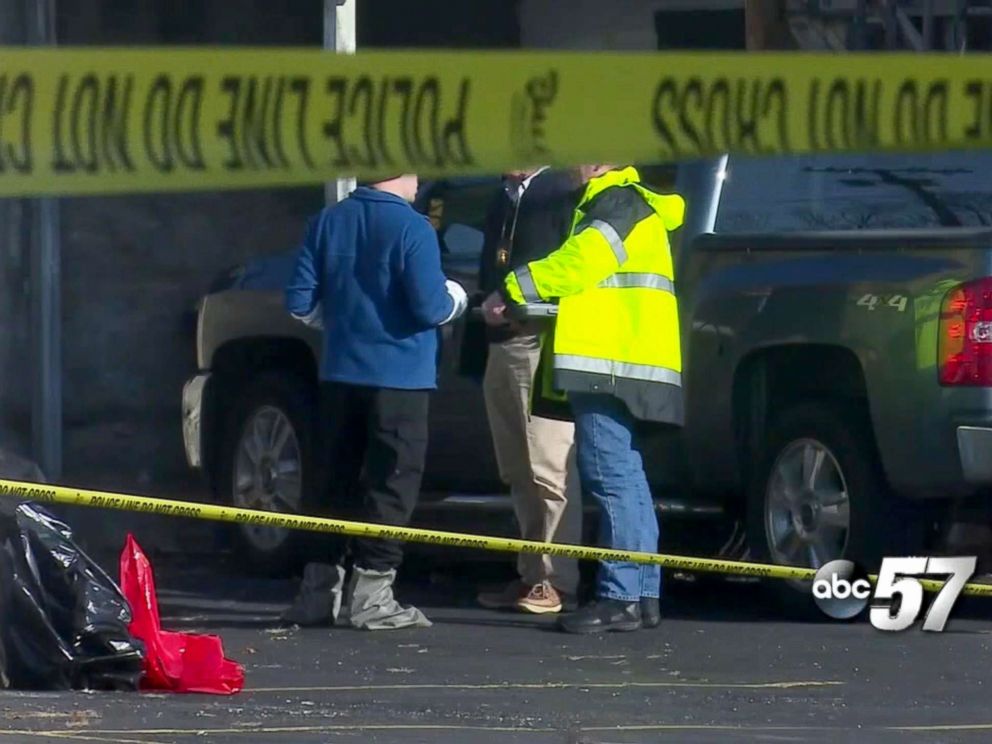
[347, 567, 432, 630]
[279, 562, 346, 627]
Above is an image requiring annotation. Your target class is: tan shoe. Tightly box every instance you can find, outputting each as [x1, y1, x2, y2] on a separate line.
[477, 580, 529, 610]
[516, 581, 563, 614]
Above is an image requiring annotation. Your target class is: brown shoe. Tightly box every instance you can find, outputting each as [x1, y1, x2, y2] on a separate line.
[477, 580, 529, 610]
[516, 581, 563, 615]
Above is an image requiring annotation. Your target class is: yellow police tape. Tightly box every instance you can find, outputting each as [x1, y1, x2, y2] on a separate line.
[3, 48, 992, 196]
[1, 477, 990, 599]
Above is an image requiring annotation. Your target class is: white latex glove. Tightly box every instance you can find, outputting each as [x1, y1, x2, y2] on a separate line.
[292, 302, 324, 331]
[442, 279, 468, 324]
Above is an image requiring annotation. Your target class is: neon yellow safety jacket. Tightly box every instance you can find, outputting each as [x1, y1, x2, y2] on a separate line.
[502, 167, 686, 424]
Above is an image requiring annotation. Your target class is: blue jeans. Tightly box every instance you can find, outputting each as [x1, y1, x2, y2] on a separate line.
[571, 393, 661, 602]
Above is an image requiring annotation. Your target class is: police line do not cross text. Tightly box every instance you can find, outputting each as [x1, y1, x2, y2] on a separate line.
[813, 557, 977, 631]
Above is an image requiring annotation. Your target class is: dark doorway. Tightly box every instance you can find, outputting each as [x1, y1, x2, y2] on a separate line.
[655, 9, 746, 50]
[359, 0, 520, 48]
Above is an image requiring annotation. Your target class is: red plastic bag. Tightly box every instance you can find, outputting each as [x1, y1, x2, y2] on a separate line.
[119, 534, 244, 695]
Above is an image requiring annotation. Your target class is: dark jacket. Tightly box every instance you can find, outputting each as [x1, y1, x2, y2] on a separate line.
[459, 169, 579, 378]
[478, 169, 579, 297]
[286, 187, 455, 390]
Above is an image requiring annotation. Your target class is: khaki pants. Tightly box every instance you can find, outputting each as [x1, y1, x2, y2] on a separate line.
[483, 332, 581, 594]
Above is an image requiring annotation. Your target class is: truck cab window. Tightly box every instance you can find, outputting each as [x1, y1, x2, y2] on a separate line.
[716, 151, 992, 233]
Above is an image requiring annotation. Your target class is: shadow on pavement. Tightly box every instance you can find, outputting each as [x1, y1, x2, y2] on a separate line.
[138, 550, 992, 631]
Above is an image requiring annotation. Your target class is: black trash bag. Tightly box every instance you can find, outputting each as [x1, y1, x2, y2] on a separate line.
[0, 502, 144, 690]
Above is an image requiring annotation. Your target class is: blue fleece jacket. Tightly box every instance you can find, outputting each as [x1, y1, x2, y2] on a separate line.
[285, 187, 455, 389]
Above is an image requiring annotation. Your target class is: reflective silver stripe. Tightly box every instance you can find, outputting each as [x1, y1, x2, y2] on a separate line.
[583, 219, 628, 265]
[555, 354, 682, 386]
[598, 273, 674, 293]
[514, 266, 540, 303]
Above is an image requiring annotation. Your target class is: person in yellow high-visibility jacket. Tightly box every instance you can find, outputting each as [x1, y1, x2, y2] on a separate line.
[482, 165, 685, 634]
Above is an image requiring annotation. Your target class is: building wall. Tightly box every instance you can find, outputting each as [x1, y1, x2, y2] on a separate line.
[1, 0, 520, 491]
[0, 1, 37, 460]
[49, 0, 324, 490]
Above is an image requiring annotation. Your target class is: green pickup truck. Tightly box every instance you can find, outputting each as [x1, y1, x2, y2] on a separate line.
[182, 152, 992, 595]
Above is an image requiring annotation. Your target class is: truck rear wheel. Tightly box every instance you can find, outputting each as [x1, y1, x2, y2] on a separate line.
[218, 371, 317, 575]
[746, 401, 925, 613]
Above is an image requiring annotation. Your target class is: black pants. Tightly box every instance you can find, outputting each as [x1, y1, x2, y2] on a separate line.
[317, 382, 429, 572]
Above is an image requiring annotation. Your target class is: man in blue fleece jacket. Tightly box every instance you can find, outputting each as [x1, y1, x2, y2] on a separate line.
[283, 174, 467, 630]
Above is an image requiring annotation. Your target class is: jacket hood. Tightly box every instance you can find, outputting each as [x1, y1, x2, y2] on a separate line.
[639, 187, 685, 232]
[584, 167, 685, 232]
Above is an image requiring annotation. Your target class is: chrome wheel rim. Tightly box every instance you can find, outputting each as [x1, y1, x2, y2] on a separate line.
[765, 438, 850, 572]
[232, 405, 302, 553]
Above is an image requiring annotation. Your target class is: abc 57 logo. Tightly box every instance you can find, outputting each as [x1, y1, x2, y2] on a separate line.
[811, 557, 977, 632]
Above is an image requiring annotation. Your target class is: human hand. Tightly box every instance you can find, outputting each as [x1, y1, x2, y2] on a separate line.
[481, 291, 509, 326]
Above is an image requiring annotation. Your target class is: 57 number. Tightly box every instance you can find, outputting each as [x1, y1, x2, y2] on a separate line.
[870, 557, 976, 632]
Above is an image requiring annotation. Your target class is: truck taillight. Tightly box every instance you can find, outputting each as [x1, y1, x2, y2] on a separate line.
[939, 278, 992, 386]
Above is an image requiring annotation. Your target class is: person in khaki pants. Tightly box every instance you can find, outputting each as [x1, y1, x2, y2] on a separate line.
[474, 167, 583, 614]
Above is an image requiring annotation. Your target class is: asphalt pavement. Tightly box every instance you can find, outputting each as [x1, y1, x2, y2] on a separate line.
[3, 542, 992, 744]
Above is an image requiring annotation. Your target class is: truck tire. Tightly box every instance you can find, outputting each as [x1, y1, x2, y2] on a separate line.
[217, 371, 318, 576]
[746, 401, 926, 615]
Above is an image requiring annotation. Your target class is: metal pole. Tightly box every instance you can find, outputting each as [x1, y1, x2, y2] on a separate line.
[28, 0, 62, 478]
[324, 0, 357, 206]
[955, 0, 969, 53]
[894, 6, 926, 50]
[848, 0, 869, 51]
[922, 0, 934, 51]
[883, 0, 899, 49]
